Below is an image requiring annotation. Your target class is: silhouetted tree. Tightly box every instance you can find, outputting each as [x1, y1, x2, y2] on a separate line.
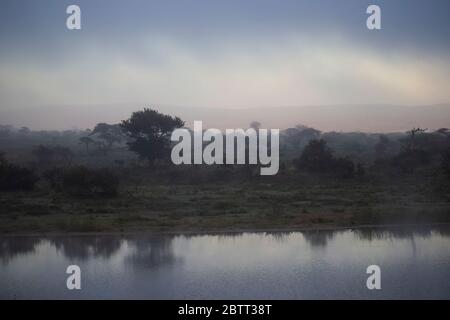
[0, 125, 12, 138]
[32, 145, 54, 164]
[79, 136, 95, 151]
[90, 123, 123, 149]
[294, 139, 355, 177]
[52, 146, 74, 166]
[0, 152, 6, 165]
[393, 149, 430, 173]
[284, 125, 321, 151]
[249, 121, 261, 131]
[120, 108, 184, 165]
[0, 156, 38, 191]
[32, 145, 73, 166]
[294, 139, 334, 172]
[442, 147, 450, 179]
[405, 128, 427, 151]
[356, 163, 366, 178]
[61, 166, 119, 197]
[18, 126, 30, 136]
[375, 135, 390, 158]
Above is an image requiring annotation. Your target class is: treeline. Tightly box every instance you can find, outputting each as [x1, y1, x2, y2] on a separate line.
[1, 108, 450, 197]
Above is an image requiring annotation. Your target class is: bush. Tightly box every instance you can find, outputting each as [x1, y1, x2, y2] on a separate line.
[333, 157, 355, 178]
[442, 147, 450, 179]
[294, 139, 334, 172]
[294, 139, 355, 177]
[392, 149, 431, 173]
[61, 166, 119, 197]
[43, 167, 65, 190]
[0, 160, 38, 191]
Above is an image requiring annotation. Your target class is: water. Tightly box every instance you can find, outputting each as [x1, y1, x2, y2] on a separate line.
[1, 226, 450, 299]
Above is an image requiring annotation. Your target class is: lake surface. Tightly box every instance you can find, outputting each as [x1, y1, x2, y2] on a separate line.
[1, 226, 450, 299]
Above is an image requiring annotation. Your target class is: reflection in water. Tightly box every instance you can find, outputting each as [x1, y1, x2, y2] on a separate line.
[353, 225, 450, 241]
[125, 236, 181, 269]
[301, 230, 340, 248]
[0, 226, 449, 299]
[1, 226, 449, 263]
[49, 236, 122, 261]
[1, 235, 181, 270]
[0, 237, 42, 264]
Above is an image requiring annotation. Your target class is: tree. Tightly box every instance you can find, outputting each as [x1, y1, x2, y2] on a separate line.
[0, 125, 12, 138]
[405, 127, 427, 151]
[441, 147, 450, 179]
[294, 139, 355, 177]
[294, 139, 334, 172]
[32, 145, 73, 166]
[19, 126, 31, 135]
[32, 145, 54, 164]
[90, 123, 123, 149]
[249, 121, 261, 131]
[52, 146, 74, 166]
[0, 156, 38, 191]
[0, 152, 6, 165]
[61, 166, 119, 197]
[284, 125, 321, 151]
[436, 128, 450, 137]
[120, 108, 185, 165]
[374, 135, 389, 158]
[79, 136, 95, 151]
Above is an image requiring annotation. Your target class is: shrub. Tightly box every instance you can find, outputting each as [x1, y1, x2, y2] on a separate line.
[294, 139, 355, 177]
[333, 157, 355, 178]
[392, 149, 431, 173]
[294, 139, 334, 172]
[0, 160, 38, 191]
[442, 147, 450, 179]
[61, 166, 119, 197]
[43, 167, 64, 190]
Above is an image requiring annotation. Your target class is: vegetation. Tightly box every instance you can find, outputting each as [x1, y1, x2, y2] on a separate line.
[120, 108, 184, 165]
[0, 153, 38, 191]
[0, 108, 449, 233]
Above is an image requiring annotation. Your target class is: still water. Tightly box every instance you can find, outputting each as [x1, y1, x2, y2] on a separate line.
[1, 226, 450, 299]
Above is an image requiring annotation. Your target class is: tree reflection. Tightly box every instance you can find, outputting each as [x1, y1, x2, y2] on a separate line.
[353, 225, 450, 241]
[125, 235, 181, 270]
[0, 237, 41, 264]
[49, 236, 122, 261]
[301, 230, 340, 248]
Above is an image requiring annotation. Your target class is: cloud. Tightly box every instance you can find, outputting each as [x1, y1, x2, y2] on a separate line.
[1, 33, 449, 110]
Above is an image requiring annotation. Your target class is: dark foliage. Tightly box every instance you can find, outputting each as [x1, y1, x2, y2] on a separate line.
[294, 139, 334, 172]
[60, 166, 119, 197]
[32, 145, 74, 166]
[333, 157, 355, 178]
[0, 154, 38, 191]
[392, 149, 431, 173]
[121, 108, 184, 165]
[294, 139, 355, 177]
[90, 123, 124, 149]
[442, 147, 450, 179]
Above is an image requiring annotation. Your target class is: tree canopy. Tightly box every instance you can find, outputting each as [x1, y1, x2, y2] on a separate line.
[120, 108, 184, 164]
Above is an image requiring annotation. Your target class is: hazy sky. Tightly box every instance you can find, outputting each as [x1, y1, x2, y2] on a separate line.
[0, 0, 450, 129]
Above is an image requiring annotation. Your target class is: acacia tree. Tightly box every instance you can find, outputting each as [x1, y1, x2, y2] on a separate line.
[90, 123, 123, 149]
[406, 127, 427, 151]
[294, 139, 334, 172]
[120, 108, 184, 165]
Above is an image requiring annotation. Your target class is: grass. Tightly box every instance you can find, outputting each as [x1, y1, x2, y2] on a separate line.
[1, 178, 449, 234]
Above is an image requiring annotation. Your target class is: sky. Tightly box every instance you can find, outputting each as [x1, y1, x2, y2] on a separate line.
[0, 0, 450, 130]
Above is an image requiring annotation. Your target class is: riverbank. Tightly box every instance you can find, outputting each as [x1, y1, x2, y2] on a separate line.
[1, 180, 449, 234]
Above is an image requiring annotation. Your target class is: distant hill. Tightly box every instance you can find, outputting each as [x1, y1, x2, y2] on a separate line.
[1, 103, 449, 133]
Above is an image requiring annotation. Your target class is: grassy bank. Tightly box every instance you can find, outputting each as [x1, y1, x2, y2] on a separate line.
[1, 178, 449, 234]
